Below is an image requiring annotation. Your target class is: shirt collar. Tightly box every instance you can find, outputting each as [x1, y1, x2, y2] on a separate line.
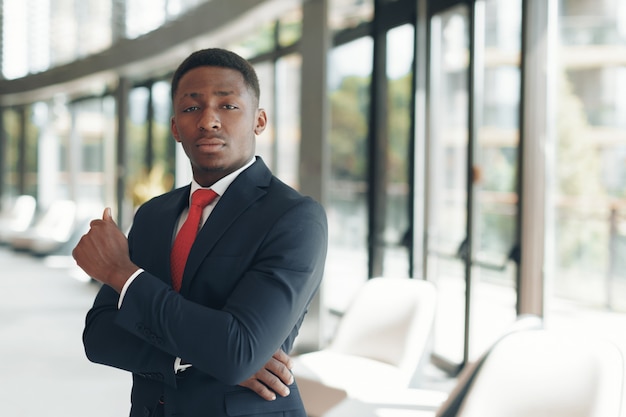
[188, 156, 256, 203]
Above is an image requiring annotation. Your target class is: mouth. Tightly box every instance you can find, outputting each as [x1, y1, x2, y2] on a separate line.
[195, 137, 225, 152]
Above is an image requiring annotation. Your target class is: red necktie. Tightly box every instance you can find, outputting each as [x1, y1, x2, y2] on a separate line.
[170, 189, 218, 292]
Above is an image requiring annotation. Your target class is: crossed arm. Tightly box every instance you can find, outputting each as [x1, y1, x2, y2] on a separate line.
[74, 207, 317, 401]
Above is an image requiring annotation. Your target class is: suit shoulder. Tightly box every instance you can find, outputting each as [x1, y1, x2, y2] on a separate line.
[267, 176, 322, 206]
[263, 177, 326, 222]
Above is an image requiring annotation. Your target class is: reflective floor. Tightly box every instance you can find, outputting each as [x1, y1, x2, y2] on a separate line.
[0, 246, 130, 417]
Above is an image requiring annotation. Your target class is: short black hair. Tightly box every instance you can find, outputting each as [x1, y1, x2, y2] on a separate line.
[170, 48, 261, 103]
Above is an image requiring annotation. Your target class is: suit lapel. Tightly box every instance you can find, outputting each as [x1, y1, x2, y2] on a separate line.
[180, 159, 272, 293]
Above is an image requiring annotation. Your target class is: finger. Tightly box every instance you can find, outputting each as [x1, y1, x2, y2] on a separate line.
[102, 207, 115, 224]
[255, 368, 290, 397]
[265, 356, 294, 385]
[239, 378, 277, 401]
[273, 349, 294, 370]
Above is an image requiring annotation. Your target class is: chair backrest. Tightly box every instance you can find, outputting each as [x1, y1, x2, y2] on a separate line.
[34, 199, 77, 240]
[436, 314, 544, 417]
[328, 277, 437, 386]
[452, 329, 624, 417]
[3, 195, 37, 232]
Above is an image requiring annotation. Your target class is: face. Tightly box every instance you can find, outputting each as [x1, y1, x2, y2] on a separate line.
[171, 66, 267, 187]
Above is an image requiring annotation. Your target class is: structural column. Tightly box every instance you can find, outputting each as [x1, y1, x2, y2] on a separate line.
[297, 0, 330, 351]
[517, 0, 558, 316]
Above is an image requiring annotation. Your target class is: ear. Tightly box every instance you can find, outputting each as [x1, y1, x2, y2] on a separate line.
[171, 116, 181, 142]
[254, 109, 268, 136]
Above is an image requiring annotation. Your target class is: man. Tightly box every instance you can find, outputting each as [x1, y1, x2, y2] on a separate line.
[73, 48, 328, 417]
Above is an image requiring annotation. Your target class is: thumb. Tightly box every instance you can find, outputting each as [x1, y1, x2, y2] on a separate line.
[102, 207, 115, 223]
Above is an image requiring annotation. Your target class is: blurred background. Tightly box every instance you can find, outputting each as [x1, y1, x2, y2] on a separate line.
[1, 0, 626, 415]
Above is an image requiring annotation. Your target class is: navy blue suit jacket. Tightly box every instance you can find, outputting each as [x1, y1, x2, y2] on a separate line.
[83, 158, 328, 417]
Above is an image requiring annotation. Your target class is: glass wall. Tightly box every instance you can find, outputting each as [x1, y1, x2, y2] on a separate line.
[151, 80, 176, 186]
[253, 62, 276, 171]
[1, 108, 23, 198]
[0, 0, 210, 79]
[20, 105, 40, 199]
[35, 100, 70, 207]
[469, 0, 521, 359]
[382, 24, 414, 279]
[425, 0, 523, 366]
[329, 0, 374, 33]
[324, 37, 373, 320]
[546, 0, 626, 343]
[2, 0, 113, 78]
[275, 54, 302, 188]
[427, 4, 470, 366]
[125, 0, 169, 39]
[71, 97, 110, 208]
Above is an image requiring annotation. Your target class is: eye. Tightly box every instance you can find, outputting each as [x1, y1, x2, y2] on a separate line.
[223, 104, 238, 110]
[183, 106, 200, 113]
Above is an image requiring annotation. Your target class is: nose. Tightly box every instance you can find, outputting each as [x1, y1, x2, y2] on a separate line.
[198, 108, 220, 131]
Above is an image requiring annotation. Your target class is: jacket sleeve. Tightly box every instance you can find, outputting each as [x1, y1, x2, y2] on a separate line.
[83, 283, 181, 388]
[87, 198, 327, 386]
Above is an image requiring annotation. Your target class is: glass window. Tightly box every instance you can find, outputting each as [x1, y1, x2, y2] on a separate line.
[228, 22, 277, 59]
[75, 0, 113, 58]
[151, 81, 175, 188]
[2, 0, 115, 77]
[22, 105, 40, 198]
[1, 109, 22, 197]
[34, 101, 67, 205]
[52, 99, 71, 189]
[382, 24, 414, 278]
[275, 54, 302, 188]
[254, 61, 275, 171]
[27, 1, 51, 74]
[0, 103, 40, 198]
[166, 0, 206, 18]
[469, 0, 521, 359]
[546, 0, 626, 340]
[2, 1, 30, 79]
[325, 37, 373, 323]
[69, 95, 117, 217]
[50, 0, 79, 68]
[427, 5, 470, 365]
[125, 0, 167, 39]
[3, 103, 40, 198]
[278, 8, 303, 48]
[127, 85, 149, 176]
[126, 86, 154, 208]
[74, 100, 104, 167]
[329, 0, 374, 33]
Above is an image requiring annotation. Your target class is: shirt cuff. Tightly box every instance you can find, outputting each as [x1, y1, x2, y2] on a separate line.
[174, 357, 192, 373]
[117, 268, 144, 309]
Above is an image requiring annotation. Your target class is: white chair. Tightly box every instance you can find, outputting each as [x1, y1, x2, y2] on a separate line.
[10, 199, 77, 255]
[435, 314, 544, 417]
[293, 277, 438, 416]
[0, 195, 37, 244]
[438, 328, 624, 417]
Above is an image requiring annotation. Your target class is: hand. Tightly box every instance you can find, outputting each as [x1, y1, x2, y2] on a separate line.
[239, 349, 294, 401]
[72, 208, 139, 293]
